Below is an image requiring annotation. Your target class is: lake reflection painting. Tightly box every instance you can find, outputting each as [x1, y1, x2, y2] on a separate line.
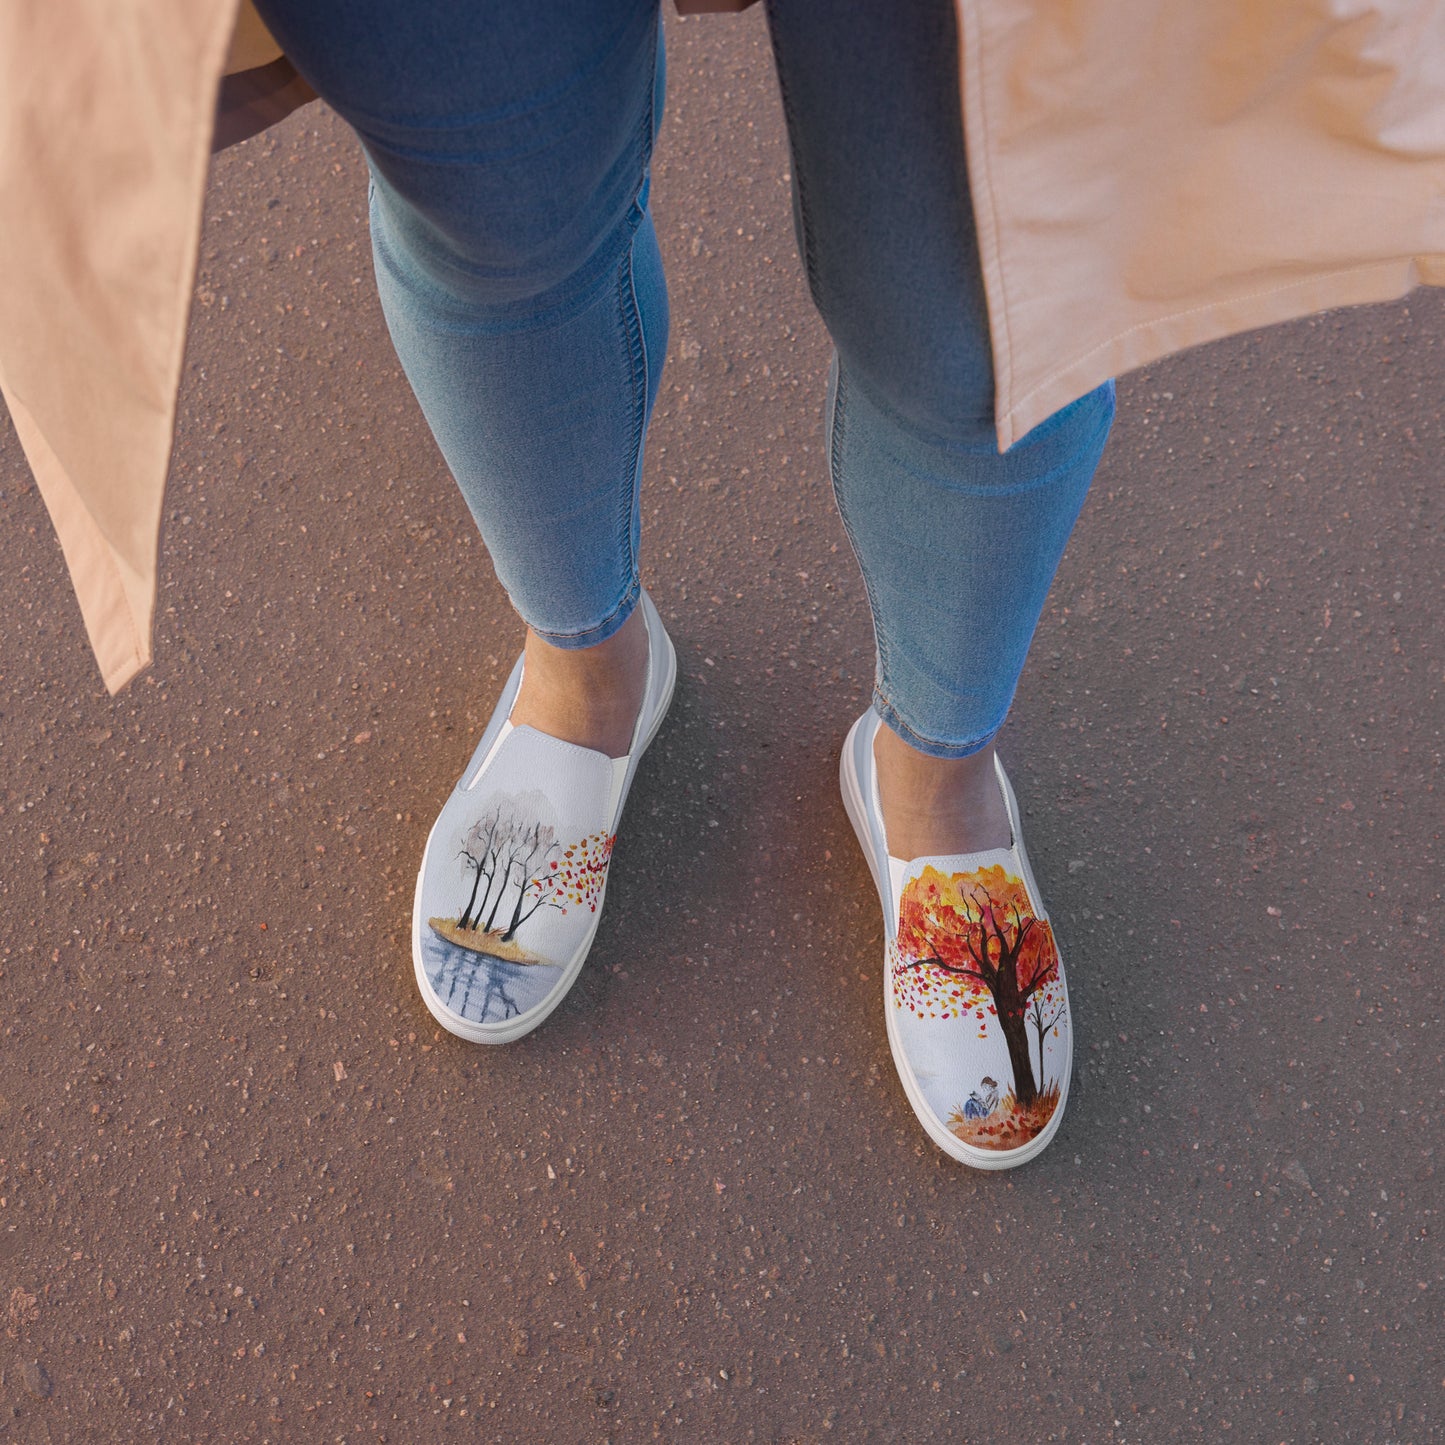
[420, 931, 564, 1025]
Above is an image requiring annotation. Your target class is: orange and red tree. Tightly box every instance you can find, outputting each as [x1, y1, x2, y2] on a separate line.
[895, 864, 1061, 1106]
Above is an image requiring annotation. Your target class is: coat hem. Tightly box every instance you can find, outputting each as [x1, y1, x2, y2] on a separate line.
[999, 257, 1445, 448]
[0, 377, 151, 692]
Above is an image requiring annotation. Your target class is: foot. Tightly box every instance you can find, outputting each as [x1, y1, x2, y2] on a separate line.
[412, 591, 677, 1044]
[872, 723, 1013, 860]
[509, 605, 649, 759]
[839, 710, 1072, 1170]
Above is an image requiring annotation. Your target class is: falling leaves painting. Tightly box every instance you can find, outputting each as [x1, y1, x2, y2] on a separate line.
[892, 862, 1067, 1150]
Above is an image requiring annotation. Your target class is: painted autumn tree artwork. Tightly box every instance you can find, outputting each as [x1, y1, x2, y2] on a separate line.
[893, 863, 1066, 1150]
[428, 791, 613, 965]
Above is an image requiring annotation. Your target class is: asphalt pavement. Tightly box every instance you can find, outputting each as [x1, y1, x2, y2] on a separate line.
[0, 11, 1439, 1442]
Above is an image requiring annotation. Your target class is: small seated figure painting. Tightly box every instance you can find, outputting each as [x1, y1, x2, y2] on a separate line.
[891, 863, 1067, 1152]
[961, 1075, 1001, 1120]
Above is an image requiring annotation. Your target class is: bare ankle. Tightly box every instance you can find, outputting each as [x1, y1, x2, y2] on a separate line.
[509, 606, 649, 758]
[873, 725, 1013, 860]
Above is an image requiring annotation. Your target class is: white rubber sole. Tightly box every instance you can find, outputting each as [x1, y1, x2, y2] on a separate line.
[412, 593, 677, 1045]
[839, 710, 1072, 1171]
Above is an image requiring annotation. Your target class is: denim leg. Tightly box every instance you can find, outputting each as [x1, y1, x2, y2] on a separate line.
[252, 0, 668, 647]
[766, 0, 1115, 756]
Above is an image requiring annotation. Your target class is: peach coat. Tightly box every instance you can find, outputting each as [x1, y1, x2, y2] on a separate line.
[3, 0, 1445, 692]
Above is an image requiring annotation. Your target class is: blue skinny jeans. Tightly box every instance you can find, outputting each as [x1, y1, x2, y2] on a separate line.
[252, 0, 1115, 758]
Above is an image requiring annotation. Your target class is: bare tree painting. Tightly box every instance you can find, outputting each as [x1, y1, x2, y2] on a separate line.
[429, 789, 614, 966]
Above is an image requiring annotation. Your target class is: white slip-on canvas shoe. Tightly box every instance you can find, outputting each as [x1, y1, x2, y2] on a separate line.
[412, 591, 676, 1044]
[840, 709, 1072, 1170]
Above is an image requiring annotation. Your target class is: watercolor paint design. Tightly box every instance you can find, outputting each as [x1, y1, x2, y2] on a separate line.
[423, 791, 614, 1024]
[892, 862, 1066, 1151]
